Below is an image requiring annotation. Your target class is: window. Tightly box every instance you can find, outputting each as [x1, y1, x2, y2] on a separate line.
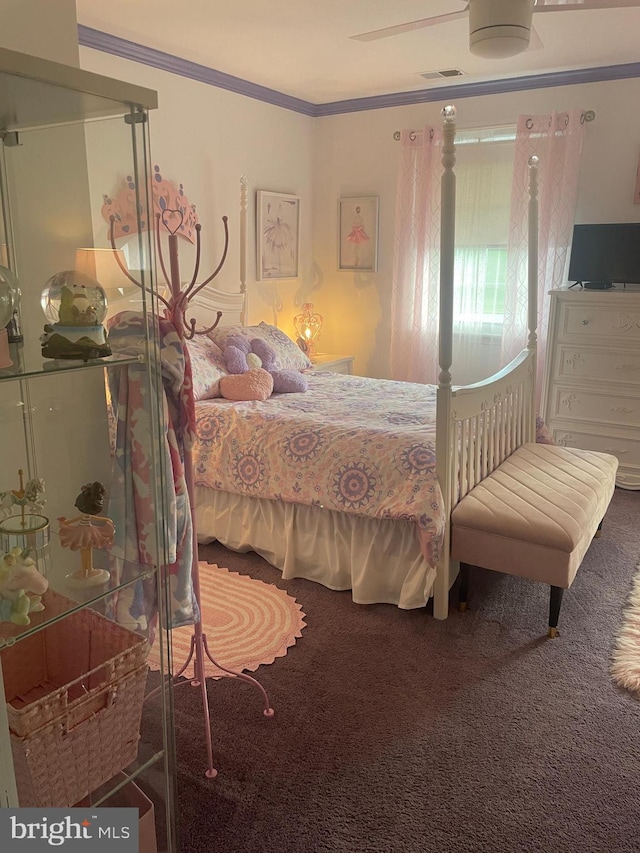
[452, 127, 515, 338]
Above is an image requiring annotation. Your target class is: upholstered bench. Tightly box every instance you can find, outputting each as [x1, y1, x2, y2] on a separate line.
[451, 443, 618, 636]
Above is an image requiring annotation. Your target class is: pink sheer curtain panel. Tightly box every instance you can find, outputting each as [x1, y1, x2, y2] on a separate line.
[502, 110, 587, 397]
[390, 127, 442, 384]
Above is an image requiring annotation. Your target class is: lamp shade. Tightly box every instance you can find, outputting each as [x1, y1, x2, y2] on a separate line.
[75, 248, 138, 302]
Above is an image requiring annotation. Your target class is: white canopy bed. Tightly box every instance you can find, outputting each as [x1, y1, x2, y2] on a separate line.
[191, 106, 540, 621]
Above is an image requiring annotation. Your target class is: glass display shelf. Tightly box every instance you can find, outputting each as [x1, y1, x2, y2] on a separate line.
[0, 350, 145, 384]
[90, 751, 167, 807]
[87, 743, 178, 853]
[0, 46, 157, 132]
[0, 554, 156, 649]
[0, 46, 175, 849]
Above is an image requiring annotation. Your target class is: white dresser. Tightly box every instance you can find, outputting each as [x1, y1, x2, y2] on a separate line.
[541, 288, 640, 489]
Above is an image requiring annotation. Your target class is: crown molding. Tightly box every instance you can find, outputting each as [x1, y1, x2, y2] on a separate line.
[78, 26, 640, 118]
[77, 25, 316, 116]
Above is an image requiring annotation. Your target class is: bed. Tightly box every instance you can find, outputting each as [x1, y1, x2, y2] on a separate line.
[191, 109, 540, 620]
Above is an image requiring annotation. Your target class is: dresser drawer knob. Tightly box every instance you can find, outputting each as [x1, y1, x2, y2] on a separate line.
[582, 319, 589, 325]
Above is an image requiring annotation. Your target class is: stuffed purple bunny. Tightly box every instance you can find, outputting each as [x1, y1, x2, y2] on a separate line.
[223, 335, 308, 394]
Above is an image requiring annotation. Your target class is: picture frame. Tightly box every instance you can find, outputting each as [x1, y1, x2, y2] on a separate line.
[338, 196, 379, 272]
[256, 190, 300, 280]
[634, 156, 640, 205]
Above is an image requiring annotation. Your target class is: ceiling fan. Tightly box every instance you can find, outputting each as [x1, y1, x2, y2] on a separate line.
[351, 0, 640, 59]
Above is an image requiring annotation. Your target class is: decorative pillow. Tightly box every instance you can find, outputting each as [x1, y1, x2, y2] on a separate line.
[219, 368, 274, 402]
[272, 368, 309, 394]
[186, 335, 228, 401]
[211, 321, 312, 371]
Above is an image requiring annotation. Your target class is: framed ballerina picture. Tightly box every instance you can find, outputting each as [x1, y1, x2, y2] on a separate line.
[257, 190, 300, 280]
[338, 196, 379, 272]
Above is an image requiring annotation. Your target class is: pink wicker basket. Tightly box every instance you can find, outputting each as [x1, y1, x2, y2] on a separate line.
[1, 591, 149, 808]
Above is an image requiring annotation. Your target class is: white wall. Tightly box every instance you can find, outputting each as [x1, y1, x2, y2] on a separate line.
[79, 48, 315, 338]
[313, 79, 640, 379]
[78, 46, 640, 380]
[0, 0, 79, 64]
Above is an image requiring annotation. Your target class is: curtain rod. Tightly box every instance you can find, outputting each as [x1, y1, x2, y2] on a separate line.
[393, 110, 596, 140]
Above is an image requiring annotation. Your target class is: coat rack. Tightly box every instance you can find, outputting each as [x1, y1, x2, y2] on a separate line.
[109, 176, 273, 779]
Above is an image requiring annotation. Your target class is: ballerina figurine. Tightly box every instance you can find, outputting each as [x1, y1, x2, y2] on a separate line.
[58, 482, 115, 588]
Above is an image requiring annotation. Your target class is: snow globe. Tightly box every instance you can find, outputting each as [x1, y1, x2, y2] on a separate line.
[0, 265, 20, 368]
[40, 269, 111, 361]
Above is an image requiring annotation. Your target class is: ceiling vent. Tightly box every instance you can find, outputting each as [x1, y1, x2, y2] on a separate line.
[419, 69, 465, 80]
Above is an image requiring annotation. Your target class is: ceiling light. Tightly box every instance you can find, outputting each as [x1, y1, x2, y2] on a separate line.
[469, 0, 533, 59]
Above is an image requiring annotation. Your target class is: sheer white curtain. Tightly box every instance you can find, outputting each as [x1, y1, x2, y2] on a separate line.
[502, 110, 588, 393]
[452, 129, 514, 383]
[390, 112, 586, 390]
[390, 127, 442, 384]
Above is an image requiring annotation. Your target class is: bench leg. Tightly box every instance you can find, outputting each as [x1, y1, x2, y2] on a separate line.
[548, 585, 564, 638]
[594, 518, 603, 539]
[458, 562, 471, 612]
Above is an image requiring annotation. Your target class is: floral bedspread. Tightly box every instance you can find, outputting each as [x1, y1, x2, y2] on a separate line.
[194, 373, 554, 572]
[194, 373, 446, 562]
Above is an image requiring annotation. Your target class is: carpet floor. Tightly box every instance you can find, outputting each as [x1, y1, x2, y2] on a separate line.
[149, 487, 640, 853]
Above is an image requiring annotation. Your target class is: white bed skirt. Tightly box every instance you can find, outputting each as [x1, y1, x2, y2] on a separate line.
[195, 487, 437, 610]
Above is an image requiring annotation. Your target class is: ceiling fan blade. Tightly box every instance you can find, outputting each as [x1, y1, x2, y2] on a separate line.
[533, 0, 640, 11]
[350, 8, 468, 43]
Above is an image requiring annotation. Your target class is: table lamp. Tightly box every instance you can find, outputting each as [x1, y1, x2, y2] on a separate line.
[293, 302, 323, 357]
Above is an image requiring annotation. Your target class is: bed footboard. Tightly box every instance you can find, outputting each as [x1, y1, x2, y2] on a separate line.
[449, 348, 536, 505]
[432, 349, 536, 619]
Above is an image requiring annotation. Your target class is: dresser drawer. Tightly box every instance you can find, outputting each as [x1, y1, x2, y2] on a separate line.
[556, 299, 640, 344]
[551, 427, 640, 488]
[552, 344, 640, 388]
[549, 386, 640, 429]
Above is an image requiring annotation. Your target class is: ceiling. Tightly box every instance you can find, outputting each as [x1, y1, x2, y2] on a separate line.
[75, 0, 640, 105]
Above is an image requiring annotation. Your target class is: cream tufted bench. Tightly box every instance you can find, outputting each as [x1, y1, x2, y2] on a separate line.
[451, 443, 618, 636]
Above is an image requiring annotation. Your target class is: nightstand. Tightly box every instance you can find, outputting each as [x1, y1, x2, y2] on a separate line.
[309, 354, 354, 375]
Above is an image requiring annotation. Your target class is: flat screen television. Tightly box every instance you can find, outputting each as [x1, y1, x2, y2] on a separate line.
[568, 223, 640, 287]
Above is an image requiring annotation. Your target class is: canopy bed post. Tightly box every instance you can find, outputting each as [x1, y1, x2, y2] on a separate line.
[110, 180, 273, 780]
[433, 112, 541, 621]
[434, 105, 457, 621]
[240, 175, 249, 326]
[526, 155, 539, 441]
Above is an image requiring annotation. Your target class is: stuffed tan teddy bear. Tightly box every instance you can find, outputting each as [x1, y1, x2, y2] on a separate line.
[221, 335, 308, 399]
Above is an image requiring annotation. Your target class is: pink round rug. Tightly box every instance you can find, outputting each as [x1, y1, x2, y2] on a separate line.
[148, 563, 306, 679]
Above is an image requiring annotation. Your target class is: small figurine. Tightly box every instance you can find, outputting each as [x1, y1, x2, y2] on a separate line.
[0, 470, 50, 559]
[0, 547, 49, 626]
[58, 482, 115, 588]
[0, 469, 46, 522]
